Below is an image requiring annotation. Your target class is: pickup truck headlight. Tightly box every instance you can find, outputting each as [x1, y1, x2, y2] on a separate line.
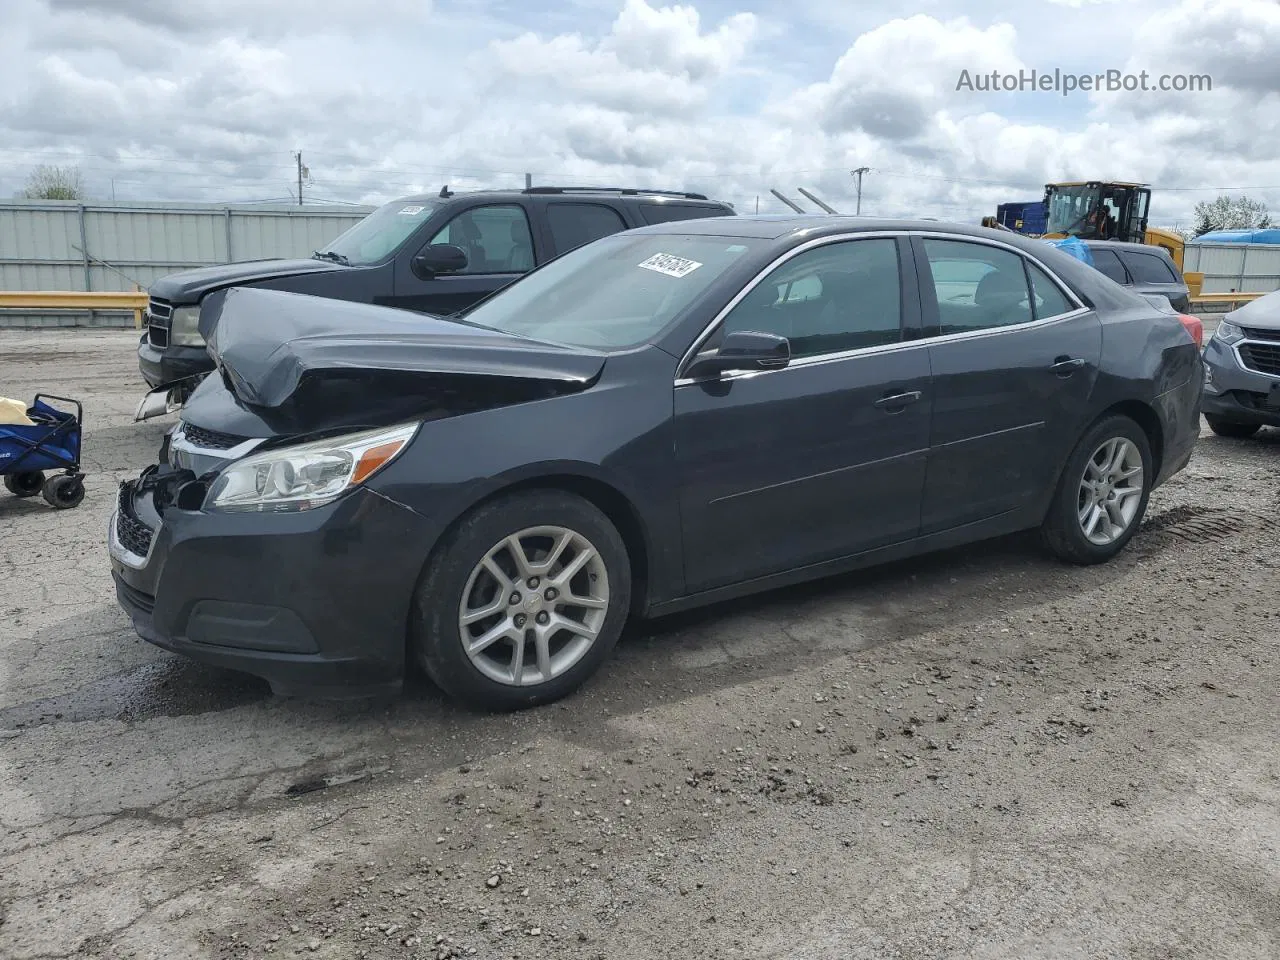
[170, 306, 205, 347]
[205, 422, 419, 513]
[1214, 320, 1244, 345]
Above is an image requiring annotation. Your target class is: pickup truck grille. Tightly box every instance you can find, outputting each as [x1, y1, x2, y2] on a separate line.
[147, 297, 172, 348]
[1239, 341, 1280, 377]
[115, 483, 155, 559]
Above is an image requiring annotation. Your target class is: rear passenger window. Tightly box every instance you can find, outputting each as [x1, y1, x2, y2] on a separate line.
[1120, 251, 1180, 284]
[921, 239, 1033, 332]
[1091, 248, 1130, 284]
[546, 203, 627, 255]
[639, 202, 730, 225]
[717, 238, 901, 359]
[1026, 262, 1075, 319]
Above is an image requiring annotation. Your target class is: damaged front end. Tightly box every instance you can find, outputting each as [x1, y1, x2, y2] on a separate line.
[186, 286, 605, 440]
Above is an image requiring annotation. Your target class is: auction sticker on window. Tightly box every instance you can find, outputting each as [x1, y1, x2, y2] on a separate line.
[637, 253, 703, 278]
[398, 205, 426, 216]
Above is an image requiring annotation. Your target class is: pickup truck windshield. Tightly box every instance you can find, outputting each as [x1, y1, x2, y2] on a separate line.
[316, 200, 440, 267]
[460, 233, 764, 350]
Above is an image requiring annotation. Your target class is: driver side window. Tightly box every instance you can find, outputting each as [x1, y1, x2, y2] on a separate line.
[429, 204, 535, 275]
[716, 239, 902, 359]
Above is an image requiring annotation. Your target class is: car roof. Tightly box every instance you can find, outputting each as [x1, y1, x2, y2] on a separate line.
[632, 214, 1151, 311]
[631, 214, 1067, 245]
[392, 187, 731, 206]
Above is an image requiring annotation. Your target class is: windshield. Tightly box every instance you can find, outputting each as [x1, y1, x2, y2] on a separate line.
[1045, 185, 1100, 236]
[317, 199, 440, 266]
[460, 233, 764, 350]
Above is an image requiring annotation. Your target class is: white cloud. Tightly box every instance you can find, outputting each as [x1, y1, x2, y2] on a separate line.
[2, 0, 1279, 227]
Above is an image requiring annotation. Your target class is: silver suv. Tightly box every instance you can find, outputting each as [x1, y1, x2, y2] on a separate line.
[1200, 289, 1280, 437]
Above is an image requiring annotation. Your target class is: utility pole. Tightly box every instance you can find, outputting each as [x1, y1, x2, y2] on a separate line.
[295, 151, 305, 206]
[851, 166, 869, 216]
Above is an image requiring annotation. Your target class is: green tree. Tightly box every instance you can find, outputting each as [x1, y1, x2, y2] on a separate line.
[1192, 194, 1272, 237]
[17, 164, 85, 200]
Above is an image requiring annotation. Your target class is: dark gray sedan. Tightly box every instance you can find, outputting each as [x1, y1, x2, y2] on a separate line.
[109, 217, 1203, 710]
[1201, 289, 1280, 436]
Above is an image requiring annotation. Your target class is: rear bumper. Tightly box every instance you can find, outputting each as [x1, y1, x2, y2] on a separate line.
[109, 481, 439, 698]
[1152, 367, 1203, 487]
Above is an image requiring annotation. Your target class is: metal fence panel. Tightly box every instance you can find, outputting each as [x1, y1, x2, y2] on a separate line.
[1185, 243, 1280, 294]
[0, 199, 372, 327]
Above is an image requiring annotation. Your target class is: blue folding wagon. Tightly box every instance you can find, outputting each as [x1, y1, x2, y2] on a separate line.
[0, 395, 86, 508]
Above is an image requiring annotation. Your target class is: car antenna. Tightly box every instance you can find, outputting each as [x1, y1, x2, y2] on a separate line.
[439, 184, 452, 198]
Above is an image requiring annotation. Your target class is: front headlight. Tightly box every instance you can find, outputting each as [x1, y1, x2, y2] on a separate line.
[170, 305, 205, 347]
[1214, 320, 1244, 345]
[204, 422, 419, 513]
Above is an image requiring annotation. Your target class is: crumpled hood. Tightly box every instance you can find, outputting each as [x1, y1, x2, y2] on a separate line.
[202, 286, 606, 410]
[1224, 289, 1280, 330]
[148, 258, 345, 303]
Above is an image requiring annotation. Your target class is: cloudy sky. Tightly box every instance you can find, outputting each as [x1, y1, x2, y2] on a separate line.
[2, 0, 1278, 226]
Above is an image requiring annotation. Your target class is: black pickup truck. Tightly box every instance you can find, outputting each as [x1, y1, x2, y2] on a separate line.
[136, 186, 735, 418]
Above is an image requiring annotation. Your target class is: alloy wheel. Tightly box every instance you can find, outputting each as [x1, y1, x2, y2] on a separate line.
[1077, 437, 1144, 546]
[457, 525, 610, 687]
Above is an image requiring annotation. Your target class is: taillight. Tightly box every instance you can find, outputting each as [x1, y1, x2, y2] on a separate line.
[1177, 313, 1203, 349]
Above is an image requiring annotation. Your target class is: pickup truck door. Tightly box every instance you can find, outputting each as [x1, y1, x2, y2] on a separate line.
[390, 201, 542, 316]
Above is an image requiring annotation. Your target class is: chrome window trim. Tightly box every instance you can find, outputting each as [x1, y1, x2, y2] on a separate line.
[674, 229, 1091, 387]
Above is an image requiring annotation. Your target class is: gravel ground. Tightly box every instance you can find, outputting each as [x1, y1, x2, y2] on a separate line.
[2, 328, 1278, 960]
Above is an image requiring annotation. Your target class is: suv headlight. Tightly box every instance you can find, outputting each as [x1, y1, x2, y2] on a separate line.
[170, 305, 205, 347]
[205, 422, 419, 513]
[1214, 320, 1244, 345]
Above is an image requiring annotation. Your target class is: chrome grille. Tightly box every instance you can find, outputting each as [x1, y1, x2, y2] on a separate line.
[1239, 342, 1280, 377]
[178, 422, 246, 451]
[115, 484, 154, 559]
[147, 297, 172, 347]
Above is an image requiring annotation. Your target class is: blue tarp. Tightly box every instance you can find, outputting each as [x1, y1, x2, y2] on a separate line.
[1042, 236, 1095, 266]
[1192, 229, 1280, 244]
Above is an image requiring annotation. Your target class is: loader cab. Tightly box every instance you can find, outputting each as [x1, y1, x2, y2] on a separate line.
[1044, 181, 1150, 245]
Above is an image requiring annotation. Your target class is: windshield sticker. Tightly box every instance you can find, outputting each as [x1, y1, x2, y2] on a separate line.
[638, 253, 703, 278]
[398, 205, 426, 216]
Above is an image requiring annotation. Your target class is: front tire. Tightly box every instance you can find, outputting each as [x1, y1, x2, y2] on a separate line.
[1205, 414, 1260, 439]
[1042, 415, 1152, 565]
[411, 490, 631, 711]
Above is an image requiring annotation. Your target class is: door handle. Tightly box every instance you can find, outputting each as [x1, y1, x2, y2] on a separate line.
[874, 390, 922, 410]
[1050, 357, 1086, 377]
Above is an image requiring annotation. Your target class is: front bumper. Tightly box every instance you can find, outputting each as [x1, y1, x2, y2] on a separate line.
[138, 335, 213, 389]
[109, 478, 437, 697]
[1201, 338, 1280, 427]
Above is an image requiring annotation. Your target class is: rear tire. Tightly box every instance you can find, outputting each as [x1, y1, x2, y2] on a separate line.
[1041, 415, 1152, 565]
[41, 475, 85, 509]
[1205, 414, 1260, 439]
[4, 470, 45, 497]
[410, 490, 631, 711]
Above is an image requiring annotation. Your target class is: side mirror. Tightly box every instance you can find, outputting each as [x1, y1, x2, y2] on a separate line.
[411, 243, 468, 279]
[685, 330, 791, 379]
